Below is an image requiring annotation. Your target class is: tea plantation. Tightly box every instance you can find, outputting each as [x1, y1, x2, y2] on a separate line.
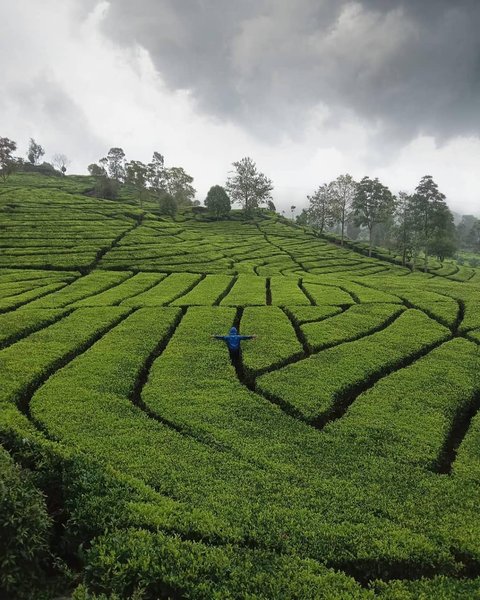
[1, 174, 480, 599]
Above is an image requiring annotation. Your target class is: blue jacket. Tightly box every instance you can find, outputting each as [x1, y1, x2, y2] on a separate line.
[214, 327, 254, 351]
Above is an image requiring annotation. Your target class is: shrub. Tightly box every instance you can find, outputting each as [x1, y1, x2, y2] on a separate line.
[468, 257, 480, 268]
[205, 185, 231, 219]
[0, 446, 51, 598]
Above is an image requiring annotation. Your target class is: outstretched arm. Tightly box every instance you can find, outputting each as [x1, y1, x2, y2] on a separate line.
[239, 335, 257, 340]
[212, 335, 227, 340]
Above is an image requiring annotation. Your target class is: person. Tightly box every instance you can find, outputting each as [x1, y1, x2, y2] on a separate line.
[212, 326, 257, 355]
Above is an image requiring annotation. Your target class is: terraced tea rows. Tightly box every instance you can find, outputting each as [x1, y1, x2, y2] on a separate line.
[1, 177, 479, 598]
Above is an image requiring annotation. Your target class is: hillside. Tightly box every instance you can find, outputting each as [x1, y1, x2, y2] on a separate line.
[1, 174, 480, 599]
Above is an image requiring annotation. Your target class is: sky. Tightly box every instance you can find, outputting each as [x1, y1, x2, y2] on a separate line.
[1, 0, 479, 216]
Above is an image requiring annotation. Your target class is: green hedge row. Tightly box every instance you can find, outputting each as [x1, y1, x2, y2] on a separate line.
[21, 271, 132, 309]
[76, 528, 369, 600]
[257, 310, 450, 422]
[241, 307, 303, 375]
[453, 386, 480, 481]
[0, 279, 63, 300]
[461, 300, 480, 332]
[388, 289, 459, 328]
[269, 276, 311, 305]
[138, 307, 467, 577]
[0, 444, 51, 599]
[328, 338, 479, 471]
[0, 282, 68, 312]
[302, 281, 356, 305]
[0, 307, 130, 407]
[29, 307, 263, 544]
[0, 253, 101, 270]
[301, 303, 404, 352]
[286, 305, 342, 324]
[121, 273, 202, 306]
[220, 274, 266, 306]
[73, 273, 166, 307]
[171, 274, 234, 305]
[0, 308, 69, 349]
[0, 269, 78, 284]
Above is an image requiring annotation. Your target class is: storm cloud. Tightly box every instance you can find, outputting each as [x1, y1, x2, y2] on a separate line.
[98, 0, 480, 143]
[1, 1, 479, 214]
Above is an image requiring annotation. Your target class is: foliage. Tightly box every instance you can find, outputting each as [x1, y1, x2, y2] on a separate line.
[163, 166, 196, 206]
[241, 306, 303, 374]
[330, 173, 356, 244]
[457, 215, 480, 252]
[51, 153, 70, 175]
[306, 182, 335, 232]
[270, 276, 311, 305]
[220, 274, 266, 305]
[258, 309, 449, 421]
[146, 151, 164, 191]
[101, 148, 126, 182]
[125, 160, 149, 207]
[158, 192, 177, 217]
[0, 446, 51, 599]
[171, 274, 233, 305]
[296, 208, 309, 225]
[353, 176, 396, 256]
[0, 137, 18, 182]
[205, 185, 231, 219]
[81, 528, 368, 599]
[121, 273, 201, 306]
[1, 176, 480, 598]
[27, 138, 45, 165]
[392, 191, 417, 266]
[410, 175, 456, 270]
[226, 156, 273, 215]
[94, 175, 119, 200]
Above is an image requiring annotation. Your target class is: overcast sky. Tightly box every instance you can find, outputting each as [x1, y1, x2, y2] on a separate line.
[1, 1, 479, 215]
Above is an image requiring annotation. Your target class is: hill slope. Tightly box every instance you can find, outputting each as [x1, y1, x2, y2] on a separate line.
[1, 174, 480, 599]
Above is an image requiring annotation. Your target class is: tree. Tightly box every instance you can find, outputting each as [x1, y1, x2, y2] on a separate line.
[410, 175, 454, 271]
[392, 192, 417, 267]
[226, 157, 273, 215]
[94, 177, 119, 200]
[457, 215, 478, 250]
[205, 185, 231, 219]
[103, 147, 126, 182]
[466, 219, 480, 252]
[27, 138, 45, 165]
[346, 220, 361, 241]
[126, 160, 149, 208]
[0, 137, 17, 182]
[146, 152, 196, 206]
[88, 163, 106, 178]
[267, 200, 276, 212]
[307, 183, 335, 233]
[158, 192, 177, 217]
[352, 176, 396, 257]
[147, 151, 165, 192]
[88, 162, 118, 200]
[162, 166, 196, 207]
[429, 229, 457, 262]
[330, 174, 356, 246]
[296, 209, 309, 226]
[52, 153, 70, 175]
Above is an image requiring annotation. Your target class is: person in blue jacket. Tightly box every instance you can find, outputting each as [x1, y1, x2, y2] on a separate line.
[212, 327, 256, 355]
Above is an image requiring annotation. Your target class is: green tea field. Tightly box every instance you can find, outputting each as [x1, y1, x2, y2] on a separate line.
[1, 175, 480, 599]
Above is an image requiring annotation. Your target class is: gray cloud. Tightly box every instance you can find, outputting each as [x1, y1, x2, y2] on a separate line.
[97, 0, 480, 143]
[1, 75, 105, 170]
